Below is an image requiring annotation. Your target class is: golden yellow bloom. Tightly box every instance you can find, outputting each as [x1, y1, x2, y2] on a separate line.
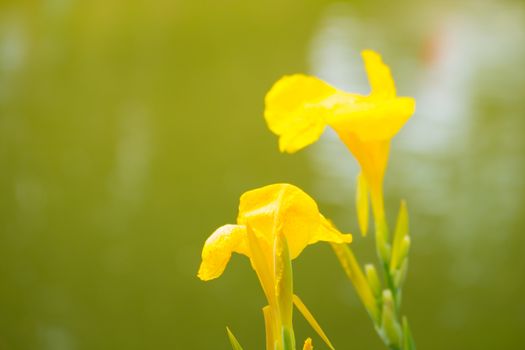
[264, 50, 416, 235]
[198, 183, 350, 350]
[197, 183, 352, 282]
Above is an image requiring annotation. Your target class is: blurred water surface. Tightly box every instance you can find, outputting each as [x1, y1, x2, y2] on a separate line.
[0, 1, 524, 349]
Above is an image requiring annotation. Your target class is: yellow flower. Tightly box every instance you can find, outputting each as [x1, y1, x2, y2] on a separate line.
[264, 50, 415, 235]
[197, 183, 352, 282]
[198, 183, 351, 350]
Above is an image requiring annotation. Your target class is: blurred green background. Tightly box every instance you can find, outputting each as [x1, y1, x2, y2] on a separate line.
[1, 0, 524, 349]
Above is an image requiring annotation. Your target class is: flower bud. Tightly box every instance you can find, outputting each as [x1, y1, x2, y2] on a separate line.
[381, 290, 402, 348]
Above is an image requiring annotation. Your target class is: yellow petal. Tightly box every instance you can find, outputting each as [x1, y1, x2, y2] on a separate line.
[335, 134, 390, 194]
[356, 172, 369, 237]
[264, 75, 335, 153]
[246, 226, 276, 308]
[308, 215, 352, 245]
[336, 132, 390, 231]
[197, 224, 248, 281]
[293, 295, 335, 350]
[237, 184, 321, 259]
[362, 49, 396, 98]
[328, 96, 416, 141]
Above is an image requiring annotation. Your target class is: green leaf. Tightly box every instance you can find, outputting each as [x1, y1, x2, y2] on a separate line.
[393, 257, 409, 292]
[381, 290, 402, 348]
[282, 326, 296, 350]
[402, 317, 416, 350]
[391, 200, 409, 272]
[330, 243, 379, 321]
[293, 294, 335, 350]
[263, 306, 277, 350]
[274, 232, 293, 329]
[275, 233, 296, 350]
[365, 264, 382, 298]
[226, 327, 244, 350]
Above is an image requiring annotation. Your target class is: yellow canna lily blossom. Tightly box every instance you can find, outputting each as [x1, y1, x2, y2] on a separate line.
[197, 183, 352, 282]
[264, 50, 416, 235]
[198, 183, 351, 350]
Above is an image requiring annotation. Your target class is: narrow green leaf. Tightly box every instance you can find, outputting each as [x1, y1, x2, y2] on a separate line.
[393, 257, 409, 292]
[226, 327, 244, 350]
[381, 290, 402, 348]
[282, 326, 296, 350]
[293, 294, 335, 350]
[402, 316, 416, 350]
[275, 233, 295, 350]
[330, 243, 379, 321]
[391, 200, 409, 271]
[365, 264, 382, 298]
[375, 217, 391, 263]
[263, 306, 277, 350]
[274, 232, 293, 329]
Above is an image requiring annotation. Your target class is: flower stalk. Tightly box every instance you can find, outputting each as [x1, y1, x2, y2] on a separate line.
[264, 49, 417, 350]
[198, 184, 346, 350]
[332, 200, 416, 350]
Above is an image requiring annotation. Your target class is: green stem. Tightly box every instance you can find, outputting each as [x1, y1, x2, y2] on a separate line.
[371, 200, 415, 350]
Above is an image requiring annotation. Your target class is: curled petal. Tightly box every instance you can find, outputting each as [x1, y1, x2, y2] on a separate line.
[308, 215, 352, 246]
[264, 75, 335, 153]
[362, 49, 397, 98]
[197, 224, 248, 281]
